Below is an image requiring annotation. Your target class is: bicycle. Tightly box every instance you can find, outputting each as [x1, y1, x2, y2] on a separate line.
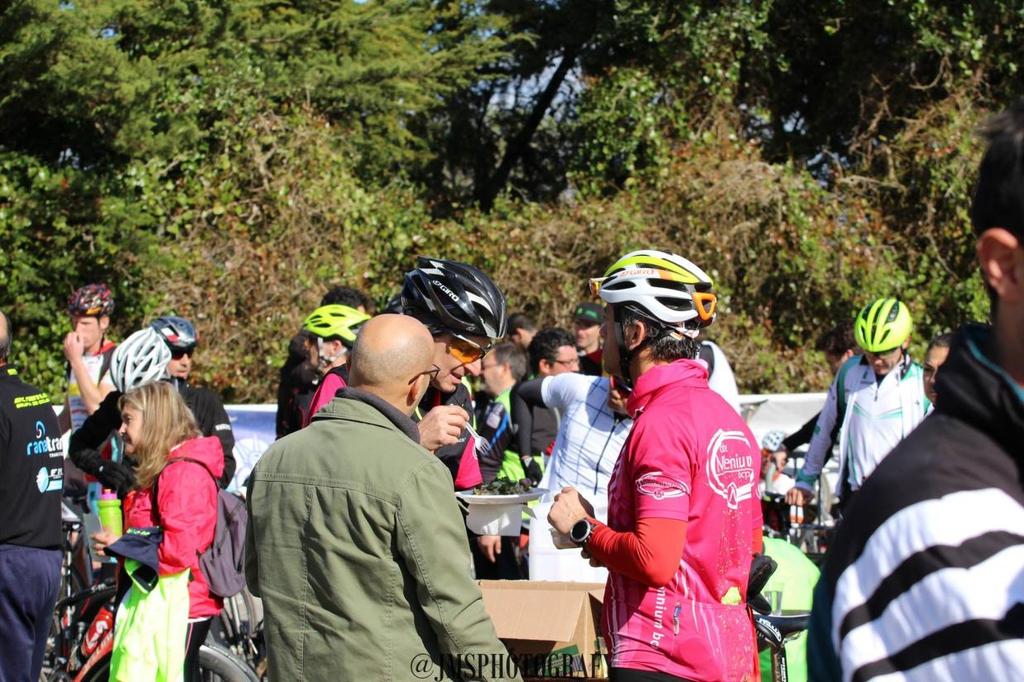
[43, 572, 259, 681]
[747, 553, 811, 682]
[752, 611, 810, 682]
[210, 587, 267, 679]
[42, 510, 104, 680]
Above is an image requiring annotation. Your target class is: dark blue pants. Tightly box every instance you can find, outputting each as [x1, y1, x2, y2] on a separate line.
[0, 544, 61, 682]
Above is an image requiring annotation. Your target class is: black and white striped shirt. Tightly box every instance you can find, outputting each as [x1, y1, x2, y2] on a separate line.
[808, 325, 1024, 681]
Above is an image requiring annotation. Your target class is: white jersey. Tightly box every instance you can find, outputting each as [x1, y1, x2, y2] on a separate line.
[539, 373, 632, 498]
[702, 340, 742, 415]
[797, 354, 929, 495]
[66, 350, 113, 432]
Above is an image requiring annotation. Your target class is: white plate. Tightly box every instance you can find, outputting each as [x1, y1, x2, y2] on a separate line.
[455, 490, 544, 505]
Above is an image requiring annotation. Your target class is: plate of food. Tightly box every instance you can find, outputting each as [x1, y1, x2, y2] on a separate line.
[455, 479, 544, 505]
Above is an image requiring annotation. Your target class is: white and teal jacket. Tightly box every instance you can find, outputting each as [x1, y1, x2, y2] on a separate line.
[796, 354, 929, 497]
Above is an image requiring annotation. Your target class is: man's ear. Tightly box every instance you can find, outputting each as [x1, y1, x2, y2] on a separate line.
[624, 319, 647, 351]
[406, 374, 425, 408]
[978, 228, 1024, 304]
[99, 316, 110, 333]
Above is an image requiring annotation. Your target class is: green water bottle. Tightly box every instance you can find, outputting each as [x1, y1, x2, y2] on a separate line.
[97, 490, 123, 537]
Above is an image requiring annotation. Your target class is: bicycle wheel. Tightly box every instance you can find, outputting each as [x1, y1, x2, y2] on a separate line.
[199, 644, 260, 682]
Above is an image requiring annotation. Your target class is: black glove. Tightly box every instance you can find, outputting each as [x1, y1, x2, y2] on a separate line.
[521, 455, 543, 486]
[96, 460, 137, 495]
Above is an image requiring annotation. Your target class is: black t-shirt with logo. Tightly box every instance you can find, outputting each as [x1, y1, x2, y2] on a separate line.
[0, 366, 63, 548]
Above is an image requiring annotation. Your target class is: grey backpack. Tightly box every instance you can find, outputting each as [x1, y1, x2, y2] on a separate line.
[158, 458, 248, 598]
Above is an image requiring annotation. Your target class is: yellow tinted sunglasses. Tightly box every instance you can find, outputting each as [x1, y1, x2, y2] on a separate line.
[446, 334, 491, 364]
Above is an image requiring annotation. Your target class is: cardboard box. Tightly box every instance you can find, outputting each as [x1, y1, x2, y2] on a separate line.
[479, 580, 607, 679]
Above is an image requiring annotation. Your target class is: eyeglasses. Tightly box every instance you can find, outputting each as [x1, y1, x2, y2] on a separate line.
[446, 334, 491, 365]
[552, 357, 580, 368]
[170, 348, 194, 360]
[409, 364, 442, 385]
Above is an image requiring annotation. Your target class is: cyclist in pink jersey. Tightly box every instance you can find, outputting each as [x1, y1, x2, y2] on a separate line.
[549, 250, 762, 682]
[301, 304, 371, 427]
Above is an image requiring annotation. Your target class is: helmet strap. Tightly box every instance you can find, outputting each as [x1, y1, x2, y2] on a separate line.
[614, 307, 653, 385]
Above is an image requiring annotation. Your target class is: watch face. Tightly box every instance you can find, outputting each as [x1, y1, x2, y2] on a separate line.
[571, 519, 590, 543]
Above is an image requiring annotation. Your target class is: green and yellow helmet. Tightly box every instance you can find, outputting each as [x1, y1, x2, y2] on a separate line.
[302, 304, 371, 348]
[853, 298, 912, 353]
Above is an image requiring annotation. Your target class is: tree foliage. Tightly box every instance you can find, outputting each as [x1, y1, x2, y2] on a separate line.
[0, 0, 1016, 401]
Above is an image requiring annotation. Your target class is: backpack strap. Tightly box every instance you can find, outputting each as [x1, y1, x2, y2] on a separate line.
[166, 456, 219, 485]
[98, 343, 116, 385]
[152, 457, 220, 518]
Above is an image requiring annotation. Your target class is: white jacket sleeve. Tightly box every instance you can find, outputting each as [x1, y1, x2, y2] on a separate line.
[795, 372, 842, 492]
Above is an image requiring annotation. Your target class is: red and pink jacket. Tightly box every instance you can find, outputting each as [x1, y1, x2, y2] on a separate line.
[124, 435, 225, 618]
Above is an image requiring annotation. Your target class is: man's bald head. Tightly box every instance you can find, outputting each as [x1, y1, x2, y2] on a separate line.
[349, 314, 435, 413]
[0, 311, 10, 363]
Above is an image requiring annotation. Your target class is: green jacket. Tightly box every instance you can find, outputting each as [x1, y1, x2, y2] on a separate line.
[245, 389, 520, 682]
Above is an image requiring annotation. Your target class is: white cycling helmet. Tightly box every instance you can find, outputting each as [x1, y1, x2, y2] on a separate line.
[761, 430, 787, 452]
[591, 249, 717, 337]
[110, 328, 172, 392]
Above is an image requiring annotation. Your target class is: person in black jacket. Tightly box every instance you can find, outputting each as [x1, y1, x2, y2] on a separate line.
[150, 316, 236, 484]
[0, 311, 64, 681]
[275, 330, 319, 438]
[808, 102, 1024, 681]
[69, 327, 236, 494]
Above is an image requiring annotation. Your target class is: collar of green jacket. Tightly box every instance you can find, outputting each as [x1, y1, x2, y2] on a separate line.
[316, 387, 421, 442]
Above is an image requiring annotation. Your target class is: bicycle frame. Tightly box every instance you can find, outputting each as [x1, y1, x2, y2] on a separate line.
[753, 611, 809, 682]
[49, 581, 117, 681]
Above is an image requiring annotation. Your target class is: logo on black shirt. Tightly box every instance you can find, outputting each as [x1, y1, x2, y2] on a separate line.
[26, 420, 62, 458]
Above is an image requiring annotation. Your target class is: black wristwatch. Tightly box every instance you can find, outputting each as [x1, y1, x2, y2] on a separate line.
[570, 518, 595, 547]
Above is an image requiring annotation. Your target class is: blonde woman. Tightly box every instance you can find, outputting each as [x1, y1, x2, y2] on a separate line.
[101, 381, 224, 680]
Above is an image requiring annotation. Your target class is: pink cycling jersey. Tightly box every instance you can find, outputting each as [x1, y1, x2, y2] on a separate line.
[604, 359, 761, 681]
[303, 369, 347, 427]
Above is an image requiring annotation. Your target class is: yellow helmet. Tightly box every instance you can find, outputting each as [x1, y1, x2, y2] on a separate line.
[302, 304, 371, 348]
[854, 298, 912, 353]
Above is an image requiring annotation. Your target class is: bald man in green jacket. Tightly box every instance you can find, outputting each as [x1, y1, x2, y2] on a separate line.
[246, 314, 520, 682]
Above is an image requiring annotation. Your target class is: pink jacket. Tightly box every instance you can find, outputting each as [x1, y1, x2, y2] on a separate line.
[124, 436, 225, 618]
[303, 370, 347, 427]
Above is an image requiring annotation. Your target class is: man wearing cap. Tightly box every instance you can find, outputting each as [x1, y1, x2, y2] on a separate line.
[0, 310, 64, 681]
[62, 283, 118, 434]
[573, 302, 604, 376]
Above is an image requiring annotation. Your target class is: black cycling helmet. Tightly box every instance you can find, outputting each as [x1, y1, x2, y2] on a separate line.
[383, 292, 404, 315]
[150, 315, 198, 352]
[401, 257, 508, 342]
